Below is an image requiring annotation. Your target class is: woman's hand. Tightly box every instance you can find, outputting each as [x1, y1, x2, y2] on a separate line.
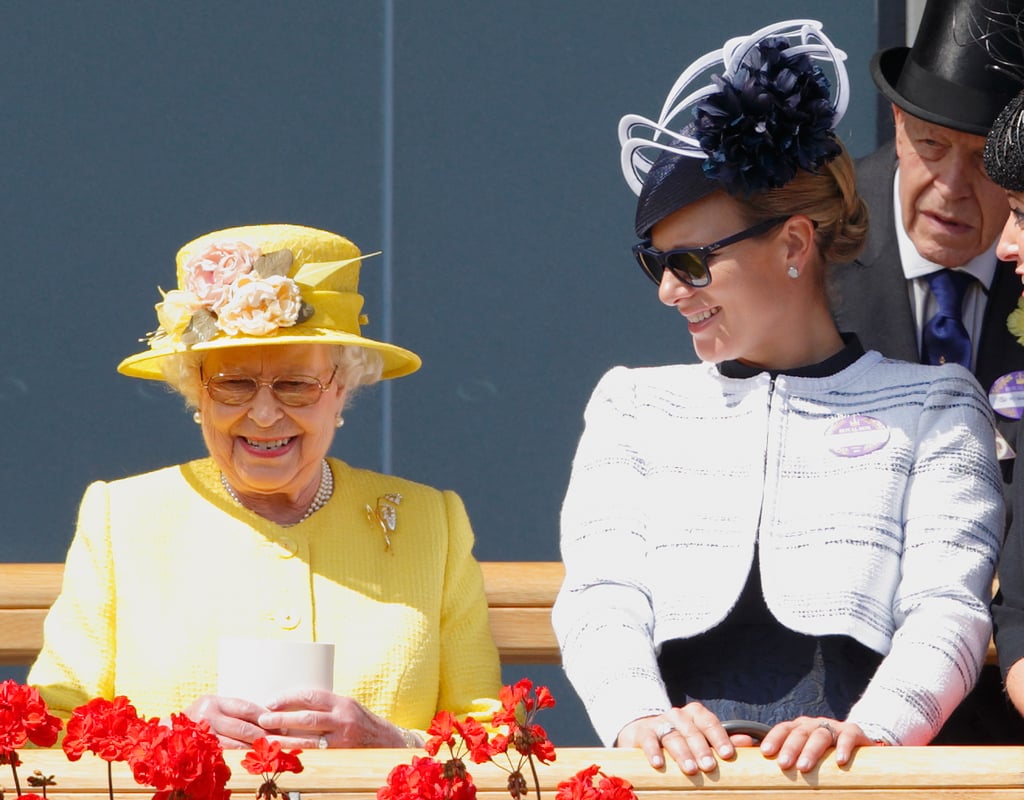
[184, 695, 272, 748]
[616, 703, 737, 775]
[759, 717, 873, 772]
[257, 689, 413, 749]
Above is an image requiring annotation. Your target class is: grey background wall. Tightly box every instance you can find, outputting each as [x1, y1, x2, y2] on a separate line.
[3, 1, 887, 745]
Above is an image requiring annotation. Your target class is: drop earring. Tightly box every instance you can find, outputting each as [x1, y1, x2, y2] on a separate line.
[335, 415, 345, 428]
[193, 411, 202, 425]
[787, 265, 799, 279]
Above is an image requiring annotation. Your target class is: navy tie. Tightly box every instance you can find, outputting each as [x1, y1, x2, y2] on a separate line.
[921, 269, 974, 368]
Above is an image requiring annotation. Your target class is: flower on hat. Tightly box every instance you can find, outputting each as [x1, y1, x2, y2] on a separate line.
[184, 241, 260, 311]
[148, 241, 314, 348]
[155, 290, 203, 341]
[618, 20, 849, 198]
[694, 37, 841, 194]
[217, 274, 304, 336]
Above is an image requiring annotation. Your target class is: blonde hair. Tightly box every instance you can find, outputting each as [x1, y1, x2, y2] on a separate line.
[733, 140, 869, 266]
[160, 344, 384, 409]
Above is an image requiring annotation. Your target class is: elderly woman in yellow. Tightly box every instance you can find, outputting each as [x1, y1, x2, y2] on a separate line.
[28, 223, 501, 749]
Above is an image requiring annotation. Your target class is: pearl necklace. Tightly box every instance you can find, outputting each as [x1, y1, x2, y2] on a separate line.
[220, 459, 333, 526]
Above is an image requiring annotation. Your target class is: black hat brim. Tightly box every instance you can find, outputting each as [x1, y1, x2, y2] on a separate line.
[872, 46, 1009, 137]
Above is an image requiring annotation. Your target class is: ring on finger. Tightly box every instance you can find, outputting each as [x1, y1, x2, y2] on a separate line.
[655, 721, 677, 742]
[817, 720, 838, 745]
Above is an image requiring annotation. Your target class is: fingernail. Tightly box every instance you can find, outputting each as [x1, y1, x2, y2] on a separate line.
[720, 744, 735, 758]
[700, 756, 716, 770]
[797, 758, 810, 771]
[651, 754, 664, 768]
[684, 759, 697, 773]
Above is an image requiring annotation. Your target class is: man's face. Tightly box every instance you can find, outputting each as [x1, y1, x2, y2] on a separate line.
[893, 105, 1009, 267]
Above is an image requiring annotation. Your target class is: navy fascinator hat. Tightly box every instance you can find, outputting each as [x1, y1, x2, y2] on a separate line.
[619, 20, 850, 237]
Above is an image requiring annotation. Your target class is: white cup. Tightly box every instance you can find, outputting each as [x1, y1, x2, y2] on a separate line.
[217, 638, 335, 705]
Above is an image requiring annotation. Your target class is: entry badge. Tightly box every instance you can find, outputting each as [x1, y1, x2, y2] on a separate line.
[989, 371, 1024, 420]
[825, 415, 890, 458]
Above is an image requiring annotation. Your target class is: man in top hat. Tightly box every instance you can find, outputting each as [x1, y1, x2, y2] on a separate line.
[830, 0, 1024, 743]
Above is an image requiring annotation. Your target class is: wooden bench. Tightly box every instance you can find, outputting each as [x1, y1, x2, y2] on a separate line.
[0, 561, 999, 668]
[0, 561, 564, 668]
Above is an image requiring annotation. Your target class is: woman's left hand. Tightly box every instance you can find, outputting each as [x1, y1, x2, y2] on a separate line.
[256, 689, 412, 749]
[758, 717, 873, 772]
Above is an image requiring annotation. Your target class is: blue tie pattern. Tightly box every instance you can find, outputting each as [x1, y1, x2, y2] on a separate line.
[921, 269, 973, 368]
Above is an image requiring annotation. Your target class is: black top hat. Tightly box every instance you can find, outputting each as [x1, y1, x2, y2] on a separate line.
[871, 0, 1024, 136]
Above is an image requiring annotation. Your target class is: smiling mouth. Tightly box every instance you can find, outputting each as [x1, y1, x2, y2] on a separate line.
[243, 436, 294, 451]
[686, 307, 720, 323]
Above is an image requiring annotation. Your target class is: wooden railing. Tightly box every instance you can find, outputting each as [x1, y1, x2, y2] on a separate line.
[10, 746, 1024, 799]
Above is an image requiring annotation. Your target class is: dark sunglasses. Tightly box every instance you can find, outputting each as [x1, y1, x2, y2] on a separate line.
[201, 365, 338, 407]
[632, 216, 790, 287]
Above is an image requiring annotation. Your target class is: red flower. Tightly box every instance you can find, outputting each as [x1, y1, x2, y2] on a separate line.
[64, 696, 145, 762]
[425, 711, 459, 755]
[127, 714, 231, 800]
[555, 766, 636, 800]
[380, 680, 631, 800]
[495, 680, 556, 728]
[241, 738, 303, 800]
[0, 681, 62, 756]
[594, 773, 636, 800]
[514, 722, 555, 765]
[378, 755, 475, 800]
[456, 718, 492, 765]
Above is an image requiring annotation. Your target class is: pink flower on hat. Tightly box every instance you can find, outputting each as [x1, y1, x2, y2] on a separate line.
[217, 274, 303, 336]
[184, 241, 261, 312]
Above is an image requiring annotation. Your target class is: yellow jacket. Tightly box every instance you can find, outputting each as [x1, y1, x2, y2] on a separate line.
[29, 458, 501, 728]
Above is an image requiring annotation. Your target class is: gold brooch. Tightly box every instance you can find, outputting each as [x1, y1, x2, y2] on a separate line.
[366, 493, 402, 551]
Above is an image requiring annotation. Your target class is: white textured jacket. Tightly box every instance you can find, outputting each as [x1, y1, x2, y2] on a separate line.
[553, 351, 1003, 746]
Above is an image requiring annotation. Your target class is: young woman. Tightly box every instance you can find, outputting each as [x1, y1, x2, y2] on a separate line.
[554, 20, 1003, 775]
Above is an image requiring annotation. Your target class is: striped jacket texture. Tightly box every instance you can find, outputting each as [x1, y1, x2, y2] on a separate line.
[553, 351, 1003, 746]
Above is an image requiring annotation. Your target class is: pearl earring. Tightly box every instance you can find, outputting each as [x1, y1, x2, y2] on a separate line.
[787, 265, 799, 279]
[335, 415, 345, 428]
[193, 411, 202, 424]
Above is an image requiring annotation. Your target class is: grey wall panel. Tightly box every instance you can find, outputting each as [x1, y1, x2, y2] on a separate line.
[3, 0, 880, 745]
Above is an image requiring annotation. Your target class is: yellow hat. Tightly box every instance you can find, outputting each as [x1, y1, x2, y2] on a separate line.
[117, 224, 421, 380]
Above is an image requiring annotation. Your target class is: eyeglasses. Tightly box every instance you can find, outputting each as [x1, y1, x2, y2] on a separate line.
[632, 216, 790, 287]
[202, 366, 338, 407]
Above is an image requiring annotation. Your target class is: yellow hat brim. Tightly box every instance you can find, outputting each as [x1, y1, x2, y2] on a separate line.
[117, 328, 422, 381]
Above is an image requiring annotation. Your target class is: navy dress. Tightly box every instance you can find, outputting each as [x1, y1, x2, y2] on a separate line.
[657, 335, 882, 725]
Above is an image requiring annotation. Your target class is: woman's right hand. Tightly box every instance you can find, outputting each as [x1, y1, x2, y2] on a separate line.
[616, 703, 737, 774]
[184, 694, 272, 748]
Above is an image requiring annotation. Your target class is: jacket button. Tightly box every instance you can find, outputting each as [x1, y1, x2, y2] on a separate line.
[276, 536, 298, 557]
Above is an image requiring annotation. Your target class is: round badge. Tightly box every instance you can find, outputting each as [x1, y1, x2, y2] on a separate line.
[825, 415, 890, 458]
[988, 371, 1024, 420]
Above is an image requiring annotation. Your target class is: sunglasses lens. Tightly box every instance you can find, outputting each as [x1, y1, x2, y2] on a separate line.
[635, 251, 664, 285]
[665, 252, 709, 286]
